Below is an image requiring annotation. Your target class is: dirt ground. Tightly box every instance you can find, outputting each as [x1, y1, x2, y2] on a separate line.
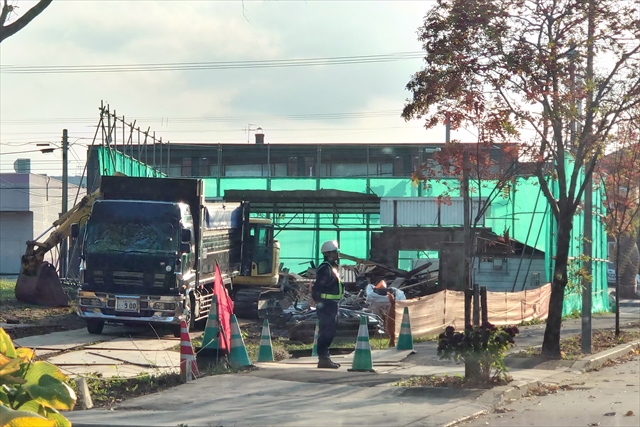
[0, 278, 86, 339]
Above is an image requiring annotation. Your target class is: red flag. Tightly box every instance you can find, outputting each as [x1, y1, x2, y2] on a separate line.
[213, 262, 233, 353]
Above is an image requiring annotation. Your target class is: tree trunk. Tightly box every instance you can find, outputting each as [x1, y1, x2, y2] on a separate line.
[464, 357, 481, 382]
[618, 234, 639, 299]
[541, 213, 572, 358]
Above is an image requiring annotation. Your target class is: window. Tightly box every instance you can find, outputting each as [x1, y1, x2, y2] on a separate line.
[531, 272, 541, 287]
[181, 158, 192, 177]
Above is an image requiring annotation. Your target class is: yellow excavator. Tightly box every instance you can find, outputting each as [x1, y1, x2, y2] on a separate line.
[14, 182, 107, 307]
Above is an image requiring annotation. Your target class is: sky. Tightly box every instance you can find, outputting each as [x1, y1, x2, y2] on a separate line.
[0, 0, 474, 177]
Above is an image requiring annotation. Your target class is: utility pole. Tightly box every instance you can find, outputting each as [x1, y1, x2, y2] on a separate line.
[445, 113, 451, 144]
[582, 170, 592, 353]
[60, 129, 69, 278]
[463, 149, 471, 292]
[245, 124, 257, 143]
[582, 0, 596, 352]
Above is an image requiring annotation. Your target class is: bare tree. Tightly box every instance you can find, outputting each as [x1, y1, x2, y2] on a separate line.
[1, 0, 53, 43]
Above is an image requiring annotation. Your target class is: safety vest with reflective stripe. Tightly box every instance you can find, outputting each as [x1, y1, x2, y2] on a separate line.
[317, 261, 343, 301]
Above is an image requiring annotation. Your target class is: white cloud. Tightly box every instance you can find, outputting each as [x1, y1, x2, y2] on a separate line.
[1, 0, 438, 174]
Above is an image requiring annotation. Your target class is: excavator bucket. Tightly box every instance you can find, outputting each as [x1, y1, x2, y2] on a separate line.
[15, 261, 70, 307]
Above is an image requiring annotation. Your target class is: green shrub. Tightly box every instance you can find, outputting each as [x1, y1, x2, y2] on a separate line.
[0, 328, 76, 427]
[436, 323, 519, 383]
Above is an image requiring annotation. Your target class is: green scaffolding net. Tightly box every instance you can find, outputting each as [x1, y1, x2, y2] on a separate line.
[96, 146, 166, 178]
[97, 155, 609, 314]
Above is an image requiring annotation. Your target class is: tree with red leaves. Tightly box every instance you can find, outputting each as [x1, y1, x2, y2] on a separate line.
[596, 117, 640, 333]
[403, 0, 640, 357]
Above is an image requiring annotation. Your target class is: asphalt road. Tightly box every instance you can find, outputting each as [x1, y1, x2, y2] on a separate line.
[459, 354, 640, 427]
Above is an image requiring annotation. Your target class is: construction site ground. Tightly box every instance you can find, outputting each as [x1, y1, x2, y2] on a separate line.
[0, 278, 85, 339]
[64, 303, 639, 427]
[2, 274, 640, 426]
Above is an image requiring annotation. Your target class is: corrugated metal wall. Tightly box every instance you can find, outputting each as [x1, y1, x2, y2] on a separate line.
[472, 257, 547, 292]
[380, 198, 488, 226]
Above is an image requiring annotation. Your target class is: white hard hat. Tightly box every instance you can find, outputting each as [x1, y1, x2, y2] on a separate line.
[320, 240, 339, 253]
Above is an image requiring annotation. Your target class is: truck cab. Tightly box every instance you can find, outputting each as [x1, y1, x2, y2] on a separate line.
[77, 199, 195, 334]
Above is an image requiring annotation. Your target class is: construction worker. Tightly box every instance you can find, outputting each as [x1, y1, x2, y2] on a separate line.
[312, 240, 343, 369]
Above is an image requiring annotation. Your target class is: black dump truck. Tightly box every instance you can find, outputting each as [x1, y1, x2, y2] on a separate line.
[75, 175, 279, 336]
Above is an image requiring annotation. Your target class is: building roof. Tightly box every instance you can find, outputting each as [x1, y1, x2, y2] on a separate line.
[223, 189, 380, 214]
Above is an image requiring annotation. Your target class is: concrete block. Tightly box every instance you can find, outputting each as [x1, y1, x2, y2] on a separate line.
[74, 377, 93, 409]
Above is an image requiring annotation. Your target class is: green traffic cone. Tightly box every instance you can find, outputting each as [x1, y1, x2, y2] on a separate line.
[348, 315, 375, 372]
[257, 319, 275, 362]
[228, 314, 252, 368]
[201, 295, 219, 350]
[396, 307, 414, 351]
[311, 320, 319, 357]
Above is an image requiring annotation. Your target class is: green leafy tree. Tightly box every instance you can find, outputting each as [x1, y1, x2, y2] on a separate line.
[403, 0, 640, 357]
[0, 0, 53, 43]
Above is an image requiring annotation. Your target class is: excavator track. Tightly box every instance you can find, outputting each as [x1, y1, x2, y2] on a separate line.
[232, 286, 286, 321]
[232, 287, 264, 319]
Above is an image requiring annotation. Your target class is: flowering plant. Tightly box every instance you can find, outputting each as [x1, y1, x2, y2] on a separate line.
[437, 323, 519, 382]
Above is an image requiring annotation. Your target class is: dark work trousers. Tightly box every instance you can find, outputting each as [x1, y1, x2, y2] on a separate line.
[316, 300, 339, 359]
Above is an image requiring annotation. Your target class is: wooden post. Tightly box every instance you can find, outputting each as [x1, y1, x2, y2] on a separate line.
[480, 286, 488, 325]
[464, 289, 472, 329]
[473, 283, 480, 327]
[74, 377, 93, 409]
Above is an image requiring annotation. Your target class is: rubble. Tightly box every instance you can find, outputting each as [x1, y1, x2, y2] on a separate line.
[258, 253, 441, 344]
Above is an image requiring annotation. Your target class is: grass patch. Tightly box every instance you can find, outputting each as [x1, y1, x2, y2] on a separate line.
[280, 336, 392, 352]
[558, 329, 640, 359]
[520, 318, 546, 326]
[0, 278, 15, 302]
[563, 309, 582, 320]
[509, 329, 640, 360]
[414, 334, 439, 343]
[71, 372, 183, 409]
[393, 374, 511, 389]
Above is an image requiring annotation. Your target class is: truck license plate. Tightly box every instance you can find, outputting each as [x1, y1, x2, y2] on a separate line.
[116, 298, 139, 312]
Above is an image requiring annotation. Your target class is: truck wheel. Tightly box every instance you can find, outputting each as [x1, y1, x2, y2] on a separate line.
[86, 320, 104, 335]
[172, 325, 182, 338]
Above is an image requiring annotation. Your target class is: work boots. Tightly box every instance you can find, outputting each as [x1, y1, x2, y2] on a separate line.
[317, 357, 341, 369]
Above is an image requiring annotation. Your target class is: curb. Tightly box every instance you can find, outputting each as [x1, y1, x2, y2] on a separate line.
[571, 338, 640, 372]
[448, 338, 640, 427]
[439, 408, 492, 427]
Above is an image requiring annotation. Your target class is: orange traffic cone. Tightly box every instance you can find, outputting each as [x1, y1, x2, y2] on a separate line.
[179, 320, 199, 382]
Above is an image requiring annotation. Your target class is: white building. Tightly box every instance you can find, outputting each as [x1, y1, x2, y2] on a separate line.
[0, 173, 78, 275]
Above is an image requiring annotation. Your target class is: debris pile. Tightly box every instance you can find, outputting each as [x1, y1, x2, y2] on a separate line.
[338, 253, 440, 299]
[259, 253, 439, 343]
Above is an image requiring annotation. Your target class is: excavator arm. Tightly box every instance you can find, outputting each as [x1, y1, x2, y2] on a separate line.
[15, 185, 103, 306]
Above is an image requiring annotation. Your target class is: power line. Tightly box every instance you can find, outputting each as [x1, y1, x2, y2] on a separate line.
[0, 110, 402, 125]
[0, 148, 60, 155]
[0, 52, 424, 74]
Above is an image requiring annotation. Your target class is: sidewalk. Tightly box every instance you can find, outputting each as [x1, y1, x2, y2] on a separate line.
[66, 309, 640, 427]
